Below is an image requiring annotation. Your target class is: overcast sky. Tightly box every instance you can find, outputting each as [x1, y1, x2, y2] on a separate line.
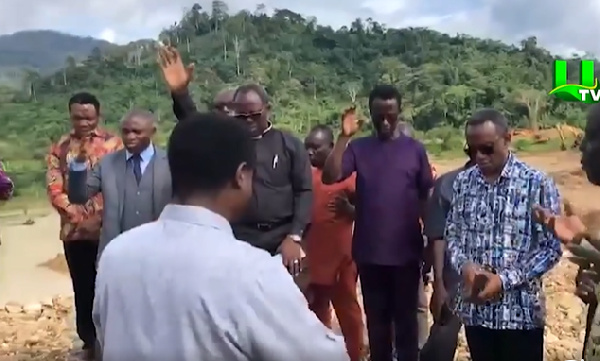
[0, 0, 597, 56]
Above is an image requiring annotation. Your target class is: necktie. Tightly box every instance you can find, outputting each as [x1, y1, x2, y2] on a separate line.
[131, 153, 142, 184]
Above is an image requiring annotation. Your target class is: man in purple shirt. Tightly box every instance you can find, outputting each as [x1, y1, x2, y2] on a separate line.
[322, 85, 433, 361]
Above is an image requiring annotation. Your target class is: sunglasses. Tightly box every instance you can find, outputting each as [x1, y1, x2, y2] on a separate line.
[233, 109, 265, 120]
[464, 144, 495, 156]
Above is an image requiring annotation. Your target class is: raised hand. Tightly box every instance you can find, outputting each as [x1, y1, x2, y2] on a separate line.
[340, 105, 363, 137]
[533, 199, 585, 244]
[157, 46, 194, 92]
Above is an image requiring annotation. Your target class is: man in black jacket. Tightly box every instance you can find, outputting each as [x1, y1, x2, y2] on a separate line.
[420, 148, 474, 361]
[158, 46, 312, 276]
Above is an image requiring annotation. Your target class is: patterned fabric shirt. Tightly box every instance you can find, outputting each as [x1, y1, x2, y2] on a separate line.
[46, 128, 122, 241]
[445, 154, 562, 330]
[0, 162, 14, 200]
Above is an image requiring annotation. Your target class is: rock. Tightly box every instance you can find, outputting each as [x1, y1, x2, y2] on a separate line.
[40, 298, 54, 308]
[23, 303, 42, 315]
[4, 302, 21, 314]
[0, 258, 590, 360]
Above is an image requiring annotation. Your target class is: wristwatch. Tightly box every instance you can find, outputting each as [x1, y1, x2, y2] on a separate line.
[288, 234, 302, 242]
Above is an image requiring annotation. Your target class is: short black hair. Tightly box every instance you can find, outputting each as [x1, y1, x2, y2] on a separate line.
[68, 92, 100, 113]
[309, 124, 334, 143]
[233, 84, 270, 104]
[466, 108, 509, 134]
[368, 85, 402, 111]
[168, 113, 256, 197]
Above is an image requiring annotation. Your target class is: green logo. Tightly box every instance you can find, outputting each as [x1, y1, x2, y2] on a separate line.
[549, 60, 599, 103]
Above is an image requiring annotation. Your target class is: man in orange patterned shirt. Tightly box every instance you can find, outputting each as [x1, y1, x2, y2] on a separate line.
[46, 92, 122, 360]
[305, 125, 364, 361]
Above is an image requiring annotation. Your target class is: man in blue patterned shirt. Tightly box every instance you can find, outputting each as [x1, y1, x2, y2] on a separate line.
[445, 109, 562, 361]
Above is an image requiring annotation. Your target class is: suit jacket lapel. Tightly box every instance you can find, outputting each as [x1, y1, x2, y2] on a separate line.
[115, 149, 127, 221]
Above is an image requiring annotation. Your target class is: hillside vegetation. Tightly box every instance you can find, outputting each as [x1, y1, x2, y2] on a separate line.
[0, 30, 116, 90]
[0, 1, 593, 196]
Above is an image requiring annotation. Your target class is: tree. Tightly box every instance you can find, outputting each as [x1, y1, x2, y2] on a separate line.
[0, 3, 591, 192]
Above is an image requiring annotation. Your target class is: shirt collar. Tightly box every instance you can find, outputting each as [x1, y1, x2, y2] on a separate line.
[69, 127, 104, 138]
[126, 143, 154, 162]
[158, 205, 234, 236]
[252, 122, 273, 139]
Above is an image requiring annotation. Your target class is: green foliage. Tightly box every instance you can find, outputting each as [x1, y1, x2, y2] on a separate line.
[0, 2, 594, 194]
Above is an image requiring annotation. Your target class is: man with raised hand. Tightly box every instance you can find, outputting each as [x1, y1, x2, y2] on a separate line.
[157, 46, 313, 284]
[322, 85, 433, 361]
[93, 113, 349, 361]
[534, 103, 600, 361]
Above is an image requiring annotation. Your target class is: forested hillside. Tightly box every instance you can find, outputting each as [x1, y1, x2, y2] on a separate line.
[0, 2, 593, 195]
[0, 30, 114, 91]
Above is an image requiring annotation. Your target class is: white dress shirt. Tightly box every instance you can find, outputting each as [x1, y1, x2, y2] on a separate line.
[93, 204, 349, 361]
[70, 143, 155, 174]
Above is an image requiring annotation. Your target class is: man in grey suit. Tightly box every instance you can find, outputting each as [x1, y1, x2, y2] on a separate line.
[68, 109, 172, 258]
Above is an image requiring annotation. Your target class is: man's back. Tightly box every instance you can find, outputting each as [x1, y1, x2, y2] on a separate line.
[94, 205, 348, 361]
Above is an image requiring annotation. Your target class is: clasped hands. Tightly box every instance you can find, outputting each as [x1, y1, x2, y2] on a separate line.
[461, 262, 504, 304]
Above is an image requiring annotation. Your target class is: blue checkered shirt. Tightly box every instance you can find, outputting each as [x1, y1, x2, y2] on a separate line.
[445, 154, 562, 329]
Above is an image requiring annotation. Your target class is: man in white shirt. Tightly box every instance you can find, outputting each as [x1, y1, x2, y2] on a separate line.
[93, 112, 349, 361]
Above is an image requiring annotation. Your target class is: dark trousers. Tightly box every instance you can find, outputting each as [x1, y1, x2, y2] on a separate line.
[63, 240, 98, 348]
[419, 314, 462, 361]
[465, 326, 544, 361]
[584, 300, 598, 357]
[358, 264, 420, 361]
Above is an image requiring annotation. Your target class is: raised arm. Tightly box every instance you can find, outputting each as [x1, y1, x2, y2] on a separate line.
[158, 46, 198, 122]
[171, 89, 198, 121]
[322, 106, 363, 184]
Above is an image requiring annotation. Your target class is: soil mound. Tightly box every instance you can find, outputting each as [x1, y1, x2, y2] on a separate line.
[37, 255, 69, 276]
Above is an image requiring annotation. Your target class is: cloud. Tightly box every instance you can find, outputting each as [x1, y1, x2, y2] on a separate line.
[0, 0, 597, 55]
[98, 28, 117, 43]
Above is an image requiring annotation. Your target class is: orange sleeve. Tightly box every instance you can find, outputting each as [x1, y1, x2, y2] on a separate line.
[111, 136, 124, 152]
[45, 141, 70, 213]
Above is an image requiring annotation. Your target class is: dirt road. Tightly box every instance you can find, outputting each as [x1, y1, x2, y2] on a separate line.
[0, 150, 595, 360]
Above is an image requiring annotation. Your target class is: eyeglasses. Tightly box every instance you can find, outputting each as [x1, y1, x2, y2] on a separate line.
[233, 109, 265, 120]
[465, 144, 495, 155]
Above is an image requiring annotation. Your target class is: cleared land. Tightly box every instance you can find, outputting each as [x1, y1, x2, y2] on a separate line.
[0, 150, 594, 360]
